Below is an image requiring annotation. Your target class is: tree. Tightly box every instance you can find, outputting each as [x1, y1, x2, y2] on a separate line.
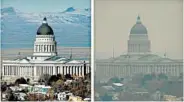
[108, 76, 121, 84]
[143, 74, 153, 81]
[47, 75, 59, 85]
[158, 73, 168, 80]
[1, 85, 7, 92]
[48, 88, 55, 100]
[15, 77, 27, 85]
[57, 74, 63, 79]
[38, 74, 50, 85]
[65, 74, 73, 80]
[8, 93, 16, 101]
[27, 78, 30, 84]
[54, 79, 64, 92]
[100, 93, 113, 101]
[84, 72, 91, 80]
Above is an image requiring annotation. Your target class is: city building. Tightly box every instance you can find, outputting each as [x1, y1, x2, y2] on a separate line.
[163, 95, 177, 101]
[95, 16, 183, 81]
[2, 17, 91, 80]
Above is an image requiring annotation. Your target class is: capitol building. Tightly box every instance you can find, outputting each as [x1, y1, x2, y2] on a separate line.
[2, 18, 90, 80]
[95, 16, 183, 81]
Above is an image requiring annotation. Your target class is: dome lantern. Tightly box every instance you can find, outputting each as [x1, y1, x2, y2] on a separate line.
[136, 15, 141, 24]
[130, 15, 147, 34]
[42, 17, 47, 24]
[37, 17, 54, 35]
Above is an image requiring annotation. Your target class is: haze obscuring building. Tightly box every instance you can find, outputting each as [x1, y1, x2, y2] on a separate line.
[95, 16, 183, 81]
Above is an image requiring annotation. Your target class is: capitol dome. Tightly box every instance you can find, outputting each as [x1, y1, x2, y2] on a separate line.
[37, 17, 54, 35]
[130, 16, 147, 34]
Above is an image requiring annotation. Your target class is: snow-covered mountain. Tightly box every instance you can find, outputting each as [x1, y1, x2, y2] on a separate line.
[1, 7, 16, 15]
[1, 7, 91, 49]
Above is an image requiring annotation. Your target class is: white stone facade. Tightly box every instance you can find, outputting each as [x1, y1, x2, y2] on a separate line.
[33, 35, 57, 57]
[2, 18, 90, 80]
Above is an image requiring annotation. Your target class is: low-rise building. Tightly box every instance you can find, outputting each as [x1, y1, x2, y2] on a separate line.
[163, 95, 177, 101]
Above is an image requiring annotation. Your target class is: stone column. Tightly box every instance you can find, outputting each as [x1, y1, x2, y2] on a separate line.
[12, 66, 14, 76]
[6, 66, 8, 76]
[43, 45, 45, 52]
[53, 66, 56, 75]
[79, 66, 82, 76]
[13, 66, 15, 75]
[2, 66, 4, 76]
[63, 66, 66, 75]
[69, 66, 71, 75]
[48, 45, 50, 53]
[81, 66, 84, 76]
[49, 45, 51, 52]
[75, 66, 79, 75]
[47, 45, 49, 52]
[50, 66, 52, 75]
[70, 66, 73, 75]
[73, 66, 75, 75]
[19, 66, 21, 76]
[71, 66, 74, 75]
[8, 66, 10, 76]
[4, 66, 6, 76]
[60, 66, 63, 75]
[17, 66, 19, 76]
[52, 45, 54, 52]
[10, 66, 11, 76]
[40, 45, 42, 52]
[22, 66, 24, 76]
[41, 45, 42, 52]
[48, 66, 50, 75]
[34, 44, 37, 52]
[86, 66, 88, 74]
[21, 66, 23, 76]
[46, 66, 48, 74]
[34, 66, 37, 79]
[37, 45, 39, 52]
[45, 66, 47, 74]
[29, 66, 31, 76]
[45, 45, 47, 52]
[50, 45, 52, 52]
[41, 45, 43, 52]
[53, 45, 55, 52]
[48, 66, 49, 74]
[14, 66, 16, 76]
[78, 66, 80, 76]
[67, 66, 69, 74]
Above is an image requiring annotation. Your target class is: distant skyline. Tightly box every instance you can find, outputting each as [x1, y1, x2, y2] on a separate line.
[2, 0, 90, 12]
[95, 0, 183, 59]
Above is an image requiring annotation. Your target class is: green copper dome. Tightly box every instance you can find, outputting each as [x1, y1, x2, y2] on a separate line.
[130, 16, 147, 34]
[37, 17, 54, 35]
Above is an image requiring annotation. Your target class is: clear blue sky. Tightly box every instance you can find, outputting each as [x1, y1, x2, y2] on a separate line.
[2, 0, 90, 12]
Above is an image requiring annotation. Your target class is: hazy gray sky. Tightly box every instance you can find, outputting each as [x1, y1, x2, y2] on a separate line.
[95, 0, 183, 59]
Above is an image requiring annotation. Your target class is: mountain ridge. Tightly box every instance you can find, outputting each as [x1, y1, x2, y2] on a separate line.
[1, 7, 91, 49]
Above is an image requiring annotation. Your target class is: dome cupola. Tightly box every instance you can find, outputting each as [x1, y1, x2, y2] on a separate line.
[130, 16, 147, 34]
[37, 17, 54, 35]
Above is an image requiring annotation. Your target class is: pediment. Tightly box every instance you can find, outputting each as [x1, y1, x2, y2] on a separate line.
[20, 59, 30, 63]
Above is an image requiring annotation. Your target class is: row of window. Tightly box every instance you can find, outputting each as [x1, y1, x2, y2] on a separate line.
[35, 45, 55, 52]
[3, 65, 91, 76]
